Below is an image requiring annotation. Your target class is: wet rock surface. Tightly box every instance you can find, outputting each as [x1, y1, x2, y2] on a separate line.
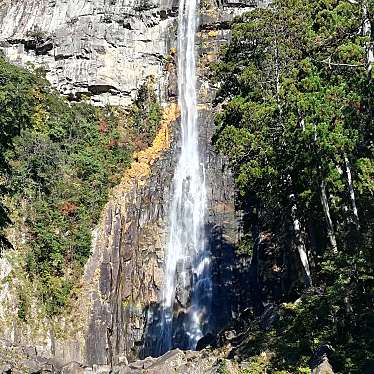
[81, 0, 257, 364]
[140, 0, 258, 358]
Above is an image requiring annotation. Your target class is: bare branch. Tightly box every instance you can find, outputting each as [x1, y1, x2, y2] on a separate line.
[311, 57, 365, 68]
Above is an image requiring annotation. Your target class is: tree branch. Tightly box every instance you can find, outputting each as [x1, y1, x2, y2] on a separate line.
[311, 57, 365, 68]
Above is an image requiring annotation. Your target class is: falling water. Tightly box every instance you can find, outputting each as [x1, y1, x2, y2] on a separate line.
[154, 0, 212, 355]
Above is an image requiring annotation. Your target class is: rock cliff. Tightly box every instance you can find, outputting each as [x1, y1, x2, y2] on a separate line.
[0, 0, 178, 105]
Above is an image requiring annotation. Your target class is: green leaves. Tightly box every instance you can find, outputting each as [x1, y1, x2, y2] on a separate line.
[131, 77, 162, 146]
[0, 57, 164, 315]
[214, 0, 372, 223]
[13, 101, 133, 315]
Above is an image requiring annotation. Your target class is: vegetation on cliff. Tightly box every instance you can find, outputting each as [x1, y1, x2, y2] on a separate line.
[0, 57, 162, 316]
[213, 0, 373, 372]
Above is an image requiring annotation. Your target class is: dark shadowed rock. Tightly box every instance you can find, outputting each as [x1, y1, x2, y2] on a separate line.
[196, 333, 218, 351]
[259, 304, 279, 331]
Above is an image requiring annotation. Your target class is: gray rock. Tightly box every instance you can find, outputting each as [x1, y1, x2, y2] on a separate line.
[0, 0, 178, 106]
[1, 364, 12, 374]
[22, 345, 38, 358]
[223, 329, 236, 341]
[20, 359, 42, 373]
[61, 361, 85, 374]
[175, 261, 192, 307]
[310, 345, 334, 374]
[311, 358, 334, 374]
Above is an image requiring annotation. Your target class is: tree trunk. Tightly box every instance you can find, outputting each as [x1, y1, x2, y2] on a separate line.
[363, 1, 373, 73]
[344, 154, 360, 226]
[290, 194, 312, 287]
[312, 122, 337, 252]
[274, 30, 284, 124]
[320, 179, 338, 253]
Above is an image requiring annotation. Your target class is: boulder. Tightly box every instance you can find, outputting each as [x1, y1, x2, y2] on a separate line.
[311, 359, 334, 374]
[310, 345, 334, 374]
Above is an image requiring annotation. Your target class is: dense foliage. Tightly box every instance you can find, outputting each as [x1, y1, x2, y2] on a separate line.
[0, 58, 36, 251]
[0, 57, 161, 316]
[213, 0, 373, 372]
[132, 76, 162, 147]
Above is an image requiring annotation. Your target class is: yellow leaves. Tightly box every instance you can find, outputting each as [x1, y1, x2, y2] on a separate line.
[32, 103, 49, 132]
[117, 103, 179, 193]
[169, 47, 177, 56]
[282, 302, 298, 311]
[31, 87, 49, 131]
[32, 86, 44, 101]
[208, 30, 219, 38]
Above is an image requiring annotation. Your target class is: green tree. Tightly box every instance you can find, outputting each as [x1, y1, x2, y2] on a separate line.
[213, 0, 374, 371]
[0, 57, 38, 250]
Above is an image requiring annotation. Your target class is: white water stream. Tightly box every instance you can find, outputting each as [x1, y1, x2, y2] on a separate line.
[157, 0, 212, 353]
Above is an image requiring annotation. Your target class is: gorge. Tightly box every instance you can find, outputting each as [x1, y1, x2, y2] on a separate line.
[0, 0, 373, 373]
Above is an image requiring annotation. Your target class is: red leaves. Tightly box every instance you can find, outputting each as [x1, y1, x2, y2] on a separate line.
[99, 119, 109, 134]
[60, 202, 78, 216]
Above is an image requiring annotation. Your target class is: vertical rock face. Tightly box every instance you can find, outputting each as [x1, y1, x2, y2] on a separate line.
[84, 104, 179, 365]
[0, 0, 179, 105]
[0, 0, 258, 368]
[198, 0, 258, 329]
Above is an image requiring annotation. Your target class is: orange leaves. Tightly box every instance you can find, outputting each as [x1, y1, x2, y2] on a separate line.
[99, 119, 109, 134]
[59, 202, 78, 217]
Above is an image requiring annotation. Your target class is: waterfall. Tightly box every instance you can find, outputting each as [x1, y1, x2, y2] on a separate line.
[153, 0, 212, 355]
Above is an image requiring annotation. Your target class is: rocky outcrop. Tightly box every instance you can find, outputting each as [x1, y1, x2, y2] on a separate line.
[310, 345, 335, 374]
[311, 360, 334, 374]
[0, 345, 241, 373]
[84, 103, 179, 366]
[0, 0, 179, 105]
[0, 0, 258, 106]
[85, 8, 249, 358]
